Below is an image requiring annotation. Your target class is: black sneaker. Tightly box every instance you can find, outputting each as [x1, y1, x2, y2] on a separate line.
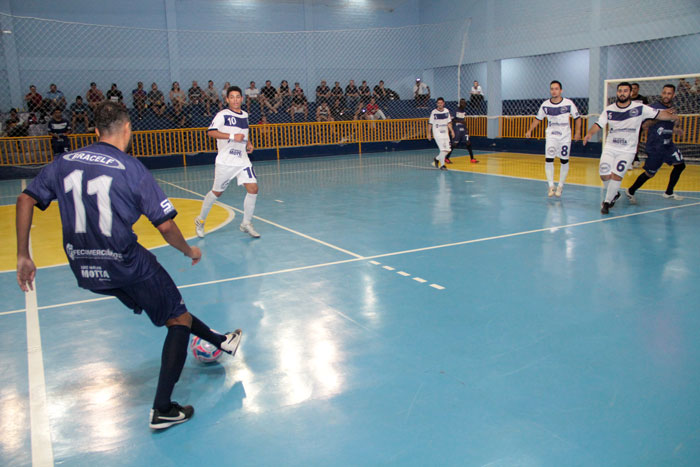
[150, 402, 194, 430]
[433, 158, 439, 169]
[439, 165, 448, 171]
[601, 202, 611, 214]
[610, 191, 621, 207]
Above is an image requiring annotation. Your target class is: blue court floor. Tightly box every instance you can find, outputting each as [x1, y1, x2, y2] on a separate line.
[2, 149, 700, 466]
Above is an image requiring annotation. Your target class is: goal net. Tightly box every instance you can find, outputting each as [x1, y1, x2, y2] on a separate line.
[604, 73, 700, 163]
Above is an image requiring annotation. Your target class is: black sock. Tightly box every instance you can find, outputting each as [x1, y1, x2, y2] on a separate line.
[467, 143, 474, 158]
[628, 172, 651, 195]
[445, 150, 452, 160]
[666, 163, 685, 195]
[153, 325, 190, 412]
[190, 314, 226, 348]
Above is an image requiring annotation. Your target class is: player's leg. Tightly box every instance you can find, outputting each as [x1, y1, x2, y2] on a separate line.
[238, 166, 261, 237]
[435, 137, 450, 169]
[664, 150, 685, 199]
[466, 135, 477, 162]
[626, 151, 662, 203]
[602, 150, 632, 212]
[556, 139, 571, 196]
[195, 165, 234, 237]
[545, 141, 556, 196]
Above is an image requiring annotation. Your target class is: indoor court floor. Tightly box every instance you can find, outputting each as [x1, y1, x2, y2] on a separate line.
[1, 149, 699, 466]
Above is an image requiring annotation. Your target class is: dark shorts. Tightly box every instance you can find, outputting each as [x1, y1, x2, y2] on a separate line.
[644, 146, 683, 176]
[93, 265, 188, 327]
[452, 124, 470, 145]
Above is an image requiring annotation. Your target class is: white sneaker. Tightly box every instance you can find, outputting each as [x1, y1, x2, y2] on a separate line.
[625, 188, 636, 204]
[547, 186, 555, 197]
[240, 222, 261, 238]
[194, 217, 205, 238]
[221, 329, 242, 356]
[663, 193, 684, 200]
[555, 185, 563, 197]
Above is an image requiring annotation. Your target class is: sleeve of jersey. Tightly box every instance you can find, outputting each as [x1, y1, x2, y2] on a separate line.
[535, 104, 545, 121]
[208, 112, 223, 132]
[595, 111, 607, 128]
[642, 104, 659, 120]
[136, 166, 178, 227]
[428, 112, 434, 124]
[570, 102, 581, 119]
[22, 161, 58, 211]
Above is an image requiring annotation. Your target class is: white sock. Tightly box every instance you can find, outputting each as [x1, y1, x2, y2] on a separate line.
[606, 179, 622, 203]
[558, 161, 569, 187]
[199, 191, 218, 221]
[243, 193, 257, 224]
[437, 150, 449, 166]
[545, 161, 554, 187]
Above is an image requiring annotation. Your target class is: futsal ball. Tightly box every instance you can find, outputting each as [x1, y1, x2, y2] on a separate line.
[190, 335, 223, 363]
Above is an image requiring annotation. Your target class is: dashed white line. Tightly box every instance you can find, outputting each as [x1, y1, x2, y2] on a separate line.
[413, 277, 427, 283]
[430, 284, 445, 290]
[274, 199, 284, 203]
[397, 271, 410, 276]
[369, 260, 381, 265]
[382, 265, 395, 271]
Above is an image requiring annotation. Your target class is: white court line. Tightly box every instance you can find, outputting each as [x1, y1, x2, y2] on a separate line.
[157, 178, 364, 259]
[382, 265, 395, 271]
[22, 178, 54, 466]
[413, 277, 427, 283]
[3, 201, 699, 316]
[397, 271, 410, 276]
[369, 260, 381, 265]
[430, 284, 446, 290]
[274, 199, 284, 203]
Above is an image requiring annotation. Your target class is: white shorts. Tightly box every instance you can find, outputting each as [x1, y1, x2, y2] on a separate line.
[599, 148, 634, 177]
[212, 163, 257, 192]
[545, 136, 572, 160]
[434, 135, 451, 152]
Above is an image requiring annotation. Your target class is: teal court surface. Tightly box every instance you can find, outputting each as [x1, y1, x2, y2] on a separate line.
[1, 149, 699, 466]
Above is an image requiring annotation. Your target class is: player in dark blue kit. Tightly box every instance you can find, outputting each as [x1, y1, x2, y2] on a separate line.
[16, 101, 242, 430]
[47, 107, 71, 155]
[446, 98, 478, 164]
[625, 84, 686, 203]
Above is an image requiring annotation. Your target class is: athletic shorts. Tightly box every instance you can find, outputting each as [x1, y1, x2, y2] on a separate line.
[545, 136, 572, 160]
[452, 124, 470, 145]
[92, 265, 187, 327]
[599, 147, 635, 177]
[213, 163, 257, 192]
[644, 147, 683, 176]
[434, 135, 451, 152]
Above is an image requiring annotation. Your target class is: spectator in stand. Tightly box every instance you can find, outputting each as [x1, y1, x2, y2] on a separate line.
[132, 82, 147, 109]
[373, 80, 389, 103]
[70, 96, 90, 133]
[330, 97, 349, 121]
[245, 81, 261, 114]
[470, 80, 484, 111]
[345, 80, 360, 112]
[45, 83, 67, 112]
[106, 83, 124, 107]
[691, 78, 700, 95]
[4, 108, 29, 137]
[47, 107, 71, 155]
[414, 78, 430, 108]
[24, 85, 43, 113]
[260, 80, 279, 114]
[331, 81, 345, 108]
[359, 80, 372, 105]
[293, 82, 304, 96]
[203, 80, 222, 114]
[169, 82, 186, 106]
[186, 94, 208, 127]
[148, 82, 165, 108]
[364, 97, 386, 120]
[316, 80, 331, 106]
[289, 88, 308, 122]
[188, 81, 203, 104]
[221, 81, 231, 103]
[316, 101, 332, 122]
[278, 80, 292, 114]
[86, 82, 105, 111]
[167, 100, 187, 128]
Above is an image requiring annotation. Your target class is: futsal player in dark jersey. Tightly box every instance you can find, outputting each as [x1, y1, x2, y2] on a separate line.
[16, 101, 242, 430]
[446, 98, 478, 164]
[625, 84, 686, 203]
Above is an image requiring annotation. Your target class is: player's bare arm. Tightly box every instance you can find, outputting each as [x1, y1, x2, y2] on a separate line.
[207, 129, 244, 141]
[448, 122, 454, 139]
[525, 117, 540, 138]
[15, 192, 38, 292]
[582, 123, 601, 145]
[156, 218, 201, 265]
[573, 118, 582, 140]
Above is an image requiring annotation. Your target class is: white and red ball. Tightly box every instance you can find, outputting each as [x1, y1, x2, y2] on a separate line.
[190, 336, 223, 363]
